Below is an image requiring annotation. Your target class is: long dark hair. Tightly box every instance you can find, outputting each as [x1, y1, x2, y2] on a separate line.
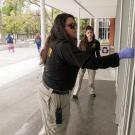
[40, 35, 51, 65]
[40, 13, 76, 65]
[79, 25, 95, 49]
[50, 13, 76, 41]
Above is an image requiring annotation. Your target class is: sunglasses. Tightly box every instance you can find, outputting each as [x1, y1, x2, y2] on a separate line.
[66, 23, 77, 29]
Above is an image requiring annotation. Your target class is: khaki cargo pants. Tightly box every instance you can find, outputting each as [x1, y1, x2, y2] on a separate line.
[39, 82, 71, 135]
[73, 68, 96, 96]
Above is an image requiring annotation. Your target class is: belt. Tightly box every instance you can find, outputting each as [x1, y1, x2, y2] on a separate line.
[52, 89, 69, 95]
[42, 81, 69, 95]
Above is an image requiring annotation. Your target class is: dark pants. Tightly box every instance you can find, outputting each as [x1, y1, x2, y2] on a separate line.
[36, 43, 41, 52]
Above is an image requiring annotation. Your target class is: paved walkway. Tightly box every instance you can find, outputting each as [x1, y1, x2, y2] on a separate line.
[0, 48, 40, 87]
[38, 79, 117, 135]
[0, 47, 117, 135]
[0, 57, 39, 87]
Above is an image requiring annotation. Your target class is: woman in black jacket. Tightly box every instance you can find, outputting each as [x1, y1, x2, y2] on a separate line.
[39, 13, 134, 135]
[73, 25, 101, 98]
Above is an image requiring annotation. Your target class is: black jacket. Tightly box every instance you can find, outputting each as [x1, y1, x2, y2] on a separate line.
[79, 39, 100, 57]
[86, 39, 100, 57]
[43, 39, 119, 91]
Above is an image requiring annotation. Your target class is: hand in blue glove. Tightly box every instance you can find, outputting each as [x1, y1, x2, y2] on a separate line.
[118, 48, 135, 59]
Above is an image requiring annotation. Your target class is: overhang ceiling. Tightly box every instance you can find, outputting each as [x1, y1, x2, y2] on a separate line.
[45, 0, 117, 18]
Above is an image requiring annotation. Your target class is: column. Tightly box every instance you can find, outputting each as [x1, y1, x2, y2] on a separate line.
[89, 18, 92, 26]
[77, 8, 80, 46]
[94, 18, 99, 39]
[40, 0, 46, 48]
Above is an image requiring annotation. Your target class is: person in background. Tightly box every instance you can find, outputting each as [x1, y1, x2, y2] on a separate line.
[35, 33, 41, 53]
[73, 25, 100, 98]
[39, 13, 134, 135]
[6, 34, 14, 52]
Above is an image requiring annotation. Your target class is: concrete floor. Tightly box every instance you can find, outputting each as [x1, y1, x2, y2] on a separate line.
[0, 73, 117, 135]
[66, 79, 117, 135]
[38, 79, 117, 135]
[1, 74, 117, 135]
[0, 72, 117, 135]
[0, 70, 42, 135]
[0, 48, 117, 135]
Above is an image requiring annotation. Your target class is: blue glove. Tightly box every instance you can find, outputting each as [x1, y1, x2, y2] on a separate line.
[118, 48, 135, 59]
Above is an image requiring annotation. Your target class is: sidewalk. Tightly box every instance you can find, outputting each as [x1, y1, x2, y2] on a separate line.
[13, 70, 116, 135]
[0, 57, 40, 87]
[0, 40, 35, 51]
[0, 48, 42, 135]
[0, 48, 40, 87]
[0, 48, 117, 135]
[66, 79, 117, 135]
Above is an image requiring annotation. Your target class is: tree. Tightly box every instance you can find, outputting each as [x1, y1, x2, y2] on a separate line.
[22, 12, 40, 34]
[2, 0, 24, 16]
[1, 0, 24, 42]
[80, 19, 89, 39]
[51, 8, 62, 21]
[0, 1, 5, 43]
[1, 0, 90, 42]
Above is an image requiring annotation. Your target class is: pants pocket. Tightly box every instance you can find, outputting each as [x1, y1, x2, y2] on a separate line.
[39, 82, 53, 102]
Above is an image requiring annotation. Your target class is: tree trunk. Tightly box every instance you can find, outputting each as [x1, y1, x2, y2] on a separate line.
[0, 6, 5, 44]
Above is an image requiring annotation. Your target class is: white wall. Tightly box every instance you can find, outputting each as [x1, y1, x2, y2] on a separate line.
[115, 0, 135, 135]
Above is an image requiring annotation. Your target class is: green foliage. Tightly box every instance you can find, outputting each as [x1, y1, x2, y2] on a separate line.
[22, 13, 40, 34]
[3, 13, 40, 34]
[2, 6, 13, 16]
[2, 0, 24, 16]
[1, 0, 40, 34]
[1, 0, 91, 38]
[52, 8, 62, 21]
[80, 19, 89, 40]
